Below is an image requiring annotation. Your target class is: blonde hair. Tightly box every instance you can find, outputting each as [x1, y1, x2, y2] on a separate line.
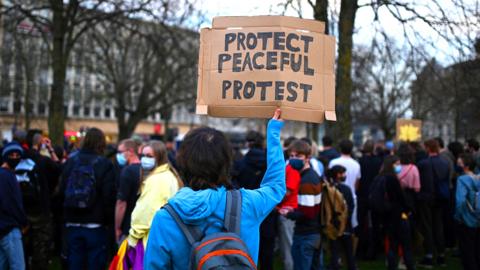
[145, 140, 183, 188]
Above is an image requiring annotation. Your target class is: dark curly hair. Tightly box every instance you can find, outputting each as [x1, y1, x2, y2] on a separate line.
[176, 127, 233, 191]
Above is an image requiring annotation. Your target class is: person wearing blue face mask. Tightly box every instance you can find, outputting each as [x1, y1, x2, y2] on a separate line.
[282, 139, 323, 270]
[115, 139, 141, 243]
[127, 141, 183, 249]
[379, 155, 415, 270]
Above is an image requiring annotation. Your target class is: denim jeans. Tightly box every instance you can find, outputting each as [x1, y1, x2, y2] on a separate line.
[278, 215, 295, 270]
[0, 228, 25, 270]
[66, 226, 107, 270]
[292, 233, 321, 270]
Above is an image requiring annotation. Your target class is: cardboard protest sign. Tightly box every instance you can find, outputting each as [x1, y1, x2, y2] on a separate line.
[396, 119, 422, 142]
[196, 16, 337, 123]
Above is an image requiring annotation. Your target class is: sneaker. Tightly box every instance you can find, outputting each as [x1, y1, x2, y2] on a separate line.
[418, 257, 434, 269]
[437, 256, 447, 267]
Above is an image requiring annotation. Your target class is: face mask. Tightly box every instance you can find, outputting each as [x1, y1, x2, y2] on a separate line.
[116, 153, 127, 166]
[289, 158, 304, 171]
[394, 165, 402, 174]
[141, 157, 156, 170]
[6, 158, 21, 169]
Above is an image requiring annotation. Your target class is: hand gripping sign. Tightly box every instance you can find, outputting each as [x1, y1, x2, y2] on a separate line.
[196, 16, 337, 123]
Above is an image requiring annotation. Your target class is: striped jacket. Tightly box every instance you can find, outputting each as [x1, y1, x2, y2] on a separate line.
[287, 168, 323, 235]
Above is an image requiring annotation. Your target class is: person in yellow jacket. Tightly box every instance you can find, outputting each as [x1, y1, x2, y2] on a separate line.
[127, 140, 183, 248]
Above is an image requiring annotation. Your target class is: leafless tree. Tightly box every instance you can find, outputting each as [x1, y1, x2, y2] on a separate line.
[411, 39, 480, 140]
[88, 16, 198, 140]
[284, 0, 479, 141]
[352, 34, 419, 139]
[0, 0, 158, 145]
[0, 12, 49, 130]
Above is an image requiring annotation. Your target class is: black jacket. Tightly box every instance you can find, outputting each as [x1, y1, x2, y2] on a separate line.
[417, 155, 450, 202]
[0, 167, 27, 238]
[232, 148, 277, 237]
[358, 154, 383, 201]
[385, 174, 410, 224]
[232, 148, 266, 190]
[24, 150, 62, 216]
[335, 182, 354, 233]
[60, 150, 116, 225]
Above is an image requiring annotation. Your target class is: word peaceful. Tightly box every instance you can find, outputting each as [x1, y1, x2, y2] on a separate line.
[217, 31, 315, 102]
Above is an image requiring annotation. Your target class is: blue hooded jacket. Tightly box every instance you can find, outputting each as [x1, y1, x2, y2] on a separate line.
[455, 174, 480, 228]
[144, 119, 285, 269]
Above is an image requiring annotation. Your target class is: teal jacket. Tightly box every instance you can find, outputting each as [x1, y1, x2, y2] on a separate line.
[144, 119, 285, 269]
[454, 174, 480, 228]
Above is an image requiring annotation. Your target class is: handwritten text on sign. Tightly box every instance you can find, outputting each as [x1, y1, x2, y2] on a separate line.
[217, 32, 315, 103]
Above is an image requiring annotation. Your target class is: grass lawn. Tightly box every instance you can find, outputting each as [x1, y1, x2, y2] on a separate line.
[49, 249, 463, 269]
[272, 251, 463, 270]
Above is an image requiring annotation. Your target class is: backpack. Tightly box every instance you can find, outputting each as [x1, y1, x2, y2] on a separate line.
[320, 182, 348, 240]
[15, 158, 42, 208]
[430, 158, 450, 201]
[368, 175, 392, 214]
[164, 190, 256, 270]
[466, 176, 480, 221]
[64, 156, 99, 209]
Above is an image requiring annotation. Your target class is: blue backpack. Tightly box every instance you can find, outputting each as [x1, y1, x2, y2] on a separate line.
[466, 176, 480, 221]
[164, 190, 256, 270]
[64, 156, 99, 209]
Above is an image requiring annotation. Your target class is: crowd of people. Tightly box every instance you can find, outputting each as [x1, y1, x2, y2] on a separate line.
[0, 110, 479, 270]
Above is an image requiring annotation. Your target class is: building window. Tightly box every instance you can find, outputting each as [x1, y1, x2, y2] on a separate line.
[0, 99, 9, 112]
[38, 103, 46, 115]
[94, 107, 101, 117]
[105, 108, 111, 118]
[84, 106, 90, 117]
[13, 101, 22, 113]
[73, 105, 80, 116]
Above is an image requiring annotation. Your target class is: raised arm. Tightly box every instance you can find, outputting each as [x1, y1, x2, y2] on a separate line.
[244, 109, 286, 219]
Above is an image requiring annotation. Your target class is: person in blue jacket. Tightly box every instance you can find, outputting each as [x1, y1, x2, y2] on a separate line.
[454, 153, 480, 270]
[144, 109, 286, 269]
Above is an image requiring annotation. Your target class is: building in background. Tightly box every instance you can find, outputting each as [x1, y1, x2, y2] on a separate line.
[411, 38, 480, 143]
[0, 10, 308, 143]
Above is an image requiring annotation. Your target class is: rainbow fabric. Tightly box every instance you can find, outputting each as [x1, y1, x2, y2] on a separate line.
[109, 239, 144, 270]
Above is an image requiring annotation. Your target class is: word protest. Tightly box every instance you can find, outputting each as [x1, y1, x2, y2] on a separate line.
[196, 16, 337, 123]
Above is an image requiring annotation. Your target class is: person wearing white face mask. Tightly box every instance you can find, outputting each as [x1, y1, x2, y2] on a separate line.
[114, 139, 141, 243]
[127, 141, 183, 248]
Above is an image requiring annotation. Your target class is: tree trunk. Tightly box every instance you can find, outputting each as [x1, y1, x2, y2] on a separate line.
[117, 107, 134, 141]
[24, 73, 32, 131]
[328, 0, 358, 140]
[118, 121, 133, 141]
[164, 118, 170, 140]
[48, 52, 67, 146]
[48, 1, 67, 146]
[313, 0, 329, 34]
[311, 0, 329, 143]
[117, 109, 145, 141]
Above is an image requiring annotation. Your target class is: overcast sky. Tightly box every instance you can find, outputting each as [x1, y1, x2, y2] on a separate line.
[197, 0, 479, 65]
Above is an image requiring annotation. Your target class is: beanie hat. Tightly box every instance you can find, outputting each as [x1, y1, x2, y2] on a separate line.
[385, 141, 395, 151]
[2, 142, 24, 159]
